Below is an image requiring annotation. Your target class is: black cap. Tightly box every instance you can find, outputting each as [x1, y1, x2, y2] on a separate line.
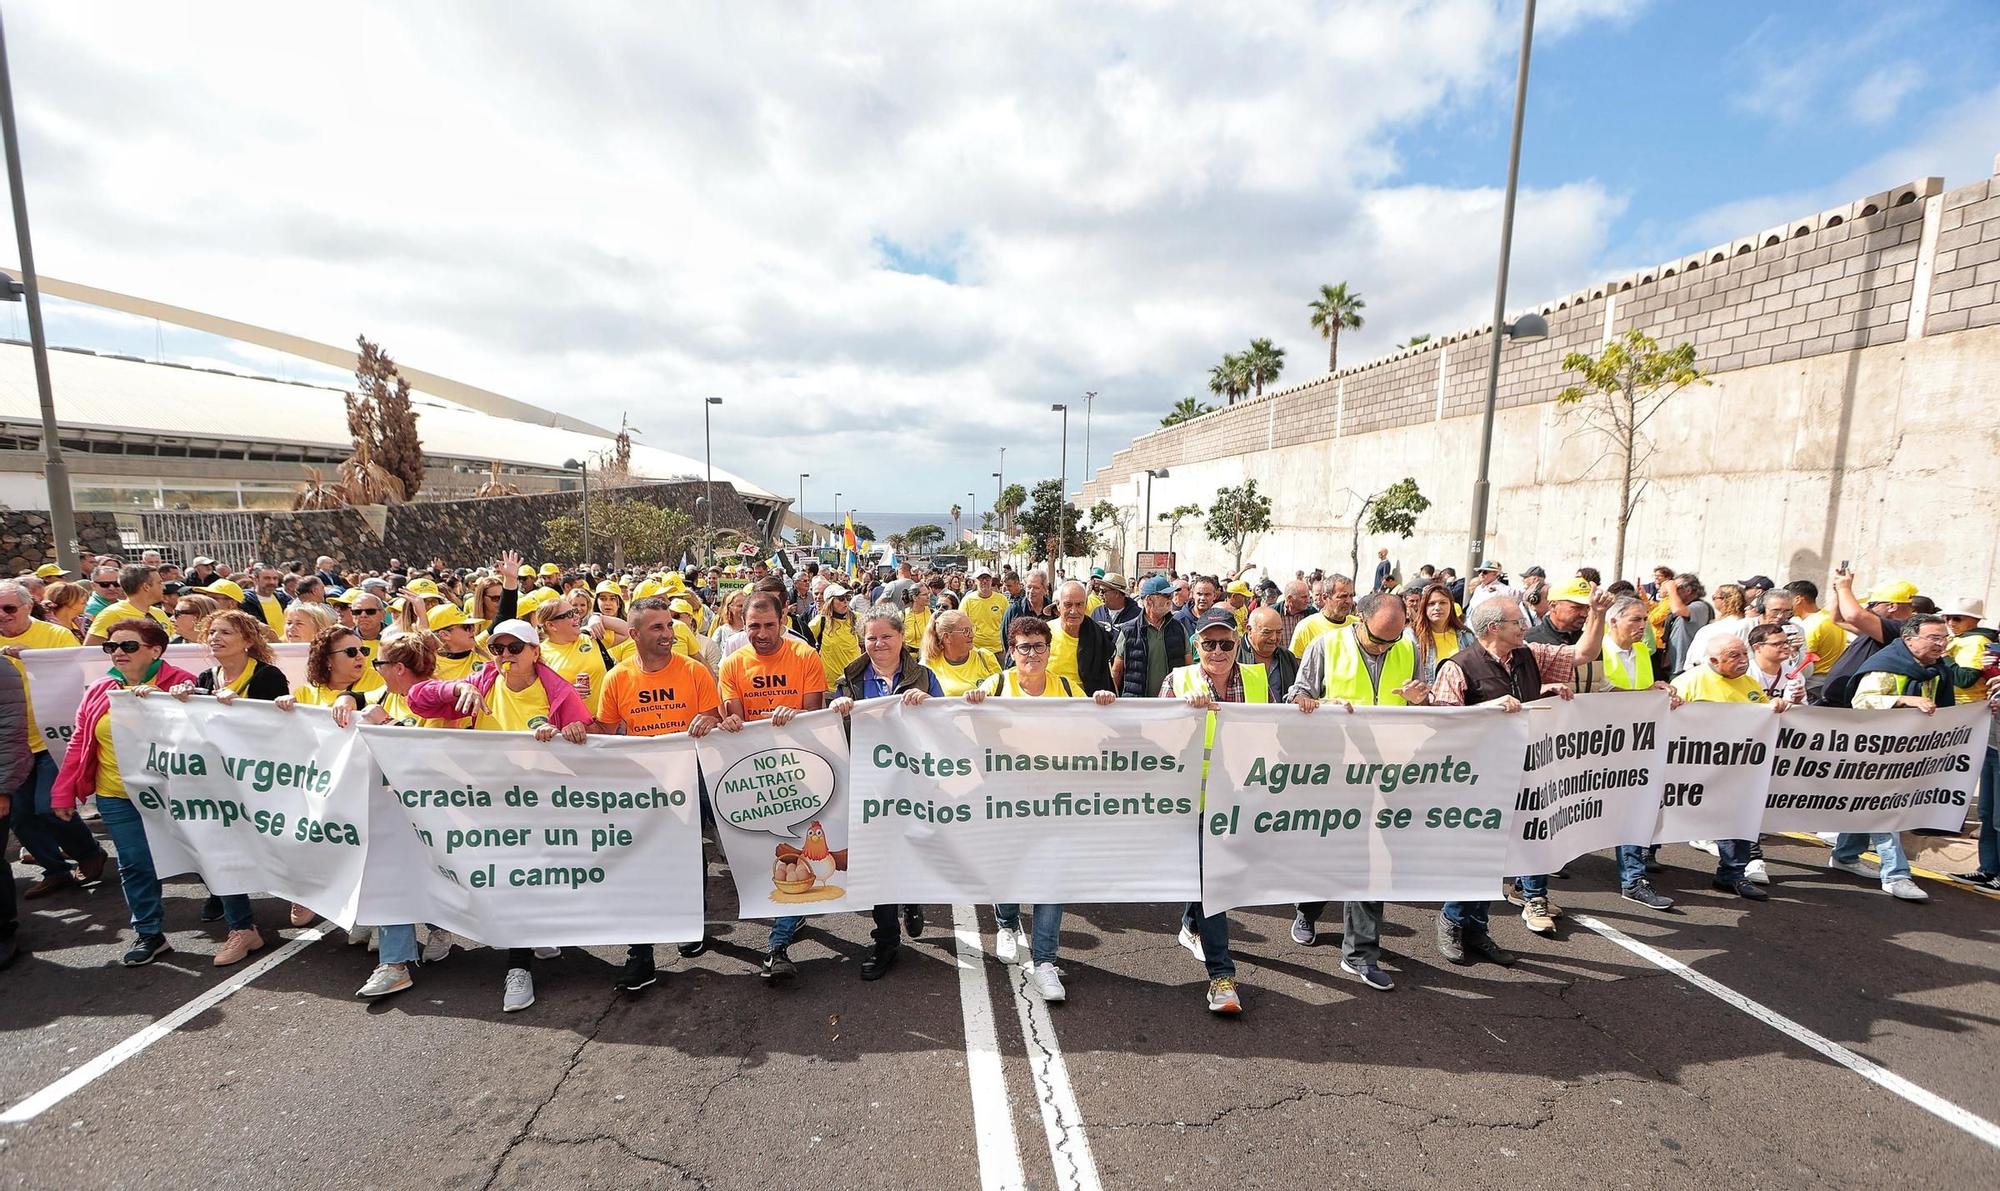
[1738, 574, 1774, 589]
[161, 581, 186, 596]
[1196, 607, 1239, 634]
[1523, 565, 1546, 578]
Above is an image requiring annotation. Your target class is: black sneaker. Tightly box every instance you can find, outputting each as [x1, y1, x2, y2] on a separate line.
[1463, 931, 1518, 967]
[1949, 870, 1998, 887]
[199, 895, 225, 922]
[860, 944, 900, 981]
[760, 947, 797, 981]
[1621, 881, 1675, 911]
[122, 933, 172, 967]
[1712, 878, 1769, 901]
[1436, 915, 1467, 964]
[676, 937, 709, 959]
[902, 905, 924, 940]
[1290, 912, 1317, 946]
[616, 956, 658, 993]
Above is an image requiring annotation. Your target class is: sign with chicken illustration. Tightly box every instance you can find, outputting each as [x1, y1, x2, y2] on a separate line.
[696, 709, 855, 918]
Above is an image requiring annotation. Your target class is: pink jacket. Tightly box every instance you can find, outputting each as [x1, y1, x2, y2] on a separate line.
[405, 660, 591, 730]
[54, 662, 199, 811]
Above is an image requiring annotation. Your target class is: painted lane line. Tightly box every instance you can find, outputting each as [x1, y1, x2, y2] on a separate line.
[951, 905, 1026, 1191]
[1574, 915, 2000, 1151]
[1008, 955, 1103, 1191]
[1, 925, 330, 1125]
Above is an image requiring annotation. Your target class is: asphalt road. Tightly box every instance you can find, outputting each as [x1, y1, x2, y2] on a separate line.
[2, 834, 1996, 1190]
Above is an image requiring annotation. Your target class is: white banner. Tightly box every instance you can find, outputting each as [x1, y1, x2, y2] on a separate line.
[846, 700, 1206, 905]
[108, 694, 373, 928]
[1762, 702, 1985, 833]
[26, 643, 310, 764]
[1200, 704, 1528, 912]
[1504, 693, 1670, 875]
[693, 710, 855, 919]
[359, 725, 705, 947]
[1652, 701, 1780, 845]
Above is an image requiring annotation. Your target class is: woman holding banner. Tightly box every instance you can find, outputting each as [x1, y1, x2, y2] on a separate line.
[828, 605, 939, 981]
[50, 619, 219, 968]
[964, 615, 1118, 1004]
[271, 625, 380, 929]
[173, 611, 289, 703]
[920, 610, 999, 697]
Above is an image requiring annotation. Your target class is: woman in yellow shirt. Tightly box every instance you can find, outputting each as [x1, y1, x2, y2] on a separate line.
[533, 598, 610, 716]
[920, 610, 1000, 696]
[1411, 583, 1474, 682]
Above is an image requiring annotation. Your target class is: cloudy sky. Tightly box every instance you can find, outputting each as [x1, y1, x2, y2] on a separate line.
[7, 1, 1998, 517]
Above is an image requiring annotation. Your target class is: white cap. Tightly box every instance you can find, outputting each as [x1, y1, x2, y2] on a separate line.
[823, 584, 851, 600]
[973, 566, 995, 579]
[487, 618, 540, 646]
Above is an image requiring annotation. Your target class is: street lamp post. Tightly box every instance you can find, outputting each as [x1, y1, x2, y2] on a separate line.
[1082, 391, 1096, 483]
[0, 13, 77, 570]
[1466, 0, 1541, 581]
[703, 397, 722, 565]
[967, 491, 977, 549]
[1051, 403, 1069, 576]
[1143, 466, 1168, 553]
[563, 457, 590, 566]
[797, 472, 810, 545]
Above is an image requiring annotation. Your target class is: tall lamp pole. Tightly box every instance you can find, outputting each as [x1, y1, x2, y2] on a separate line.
[797, 472, 810, 545]
[1143, 466, 1168, 553]
[703, 397, 722, 564]
[1051, 403, 1069, 575]
[1466, 0, 1540, 581]
[0, 13, 77, 569]
[1082, 391, 1096, 483]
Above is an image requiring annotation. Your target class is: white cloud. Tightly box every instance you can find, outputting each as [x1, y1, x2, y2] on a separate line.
[6, 0, 1638, 506]
[1849, 60, 1925, 126]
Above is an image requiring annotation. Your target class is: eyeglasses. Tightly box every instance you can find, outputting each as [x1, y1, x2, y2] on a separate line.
[1011, 642, 1050, 655]
[491, 641, 532, 656]
[101, 640, 145, 655]
[332, 646, 365, 658]
[1197, 638, 1236, 652]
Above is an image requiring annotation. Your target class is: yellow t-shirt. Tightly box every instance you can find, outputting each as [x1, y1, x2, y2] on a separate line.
[812, 614, 861, 687]
[1086, 592, 1104, 615]
[3, 619, 81, 752]
[540, 636, 610, 716]
[1430, 629, 1462, 665]
[1802, 610, 1848, 676]
[1949, 635, 1995, 705]
[1672, 667, 1768, 704]
[432, 651, 481, 682]
[258, 595, 284, 626]
[981, 669, 1081, 698]
[930, 647, 1000, 696]
[380, 690, 463, 729]
[1048, 624, 1083, 689]
[351, 637, 385, 693]
[94, 711, 126, 799]
[475, 677, 554, 732]
[904, 607, 931, 653]
[88, 600, 172, 641]
[962, 593, 1009, 652]
[291, 683, 364, 707]
[1289, 613, 1353, 657]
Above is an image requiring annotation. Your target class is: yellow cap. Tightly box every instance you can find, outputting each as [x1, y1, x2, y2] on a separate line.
[33, 563, 70, 579]
[195, 579, 247, 604]
[517, 565, 536, 579]
[403, 577, 440, 598]
[539, 563, 562, 576]
[1863, 579, 1918, 604]
[593, 580, 625, 598]
[427, 604, 481, 631]
[632, 579, 667, 601]
[1226, 579, 1255, 598]
[1549, 578, 1595, 605]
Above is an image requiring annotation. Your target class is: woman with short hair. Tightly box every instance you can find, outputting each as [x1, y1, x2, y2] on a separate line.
[284, 600, 338, 643]
[169, 593, 219, 644]
[42, 580, 91, 637]
[920, 609, 999, 695]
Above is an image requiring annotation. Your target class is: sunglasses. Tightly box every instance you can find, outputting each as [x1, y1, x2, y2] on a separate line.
[352, 607, 384, 615]
[491, 641, 532, 656]
[95, 580, 121, 589]
[1197, 638, 1236, 652]
[101, 640, 146, 655]
[331, 646, 365, 658]
[0, 604, 20, 615]
[545, 609, 581, 622]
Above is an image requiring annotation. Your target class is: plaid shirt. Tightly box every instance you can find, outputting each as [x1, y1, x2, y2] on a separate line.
[1430, 642, 1580, 706]
[1160, 662, 1246, 702]
[1275, 603, 1314, 644]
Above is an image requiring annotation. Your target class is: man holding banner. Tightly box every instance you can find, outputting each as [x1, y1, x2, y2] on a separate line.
[0, 583, 107, 901]
[1598, 595, 1679, 911]
[1672, 633, 1788, 902]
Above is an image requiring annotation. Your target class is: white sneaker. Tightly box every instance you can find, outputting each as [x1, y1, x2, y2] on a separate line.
[1177, 922, 1205, 963]
[421, 928, 463, 964]
[502, 967, 535, 1012]
[1688, 840, 1720, 857]
[357, 962, 412, 999]
[1882, 878, 1929, 902]
[1830, 856, 1882, 881]
[994, 924, 1023, 964]
[1744, 859, 1770, 885]
[1026, 961, 1067, 1003]
[532, 946, 561, 960]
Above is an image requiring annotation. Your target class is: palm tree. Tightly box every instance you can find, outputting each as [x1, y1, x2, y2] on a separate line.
[1402, 333, 1431, 348]
[1243, 338, 1286, 398]
[1308, 282, 1366, 374]
[950, 502, 963, 543]
[1207, 353, 1251, 406]
[1160, 395, 1216, 427]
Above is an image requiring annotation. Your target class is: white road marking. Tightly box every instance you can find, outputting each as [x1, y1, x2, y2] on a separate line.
[1575, 915, 2000, 1151]
[1008, 951, 1103, 1191]
[1, 926, 330, 1125]
[951, 905, 1026, 1191]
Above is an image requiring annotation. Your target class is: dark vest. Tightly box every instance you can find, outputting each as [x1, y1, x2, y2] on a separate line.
[1119, 615, 1188, 697]
[1447, 643, 1543, 705]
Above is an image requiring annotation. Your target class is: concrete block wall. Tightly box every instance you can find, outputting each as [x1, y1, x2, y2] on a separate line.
[1926, 175, 2000, 334]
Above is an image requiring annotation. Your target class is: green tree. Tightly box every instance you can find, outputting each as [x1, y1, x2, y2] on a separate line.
[1017, 477, 1089, 564]
[1401, 334, 1431, 348]
[904, 523, 946, 553]
[1556, 328, 1708, 580]
[541, 498, 694, 568]
[1308, 282, 1366, 374]
[850, 522, 878, 544]
[1242, 337, 1286, 398]
[1157, 501, 1204, 556]
[886, 532, 910, 556]
[1207, 353, 1249, 407]
[998, 483, 1027, 535]
[1346, 478, 1432, 582]
[1160, 395, 1216, 427]
[1204, 480, 1274, 572]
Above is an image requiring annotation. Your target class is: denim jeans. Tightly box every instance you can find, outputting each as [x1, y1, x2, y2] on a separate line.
[1833, 831, 1912, 883]
[1615, 845, 1649, 888]
[1511, 873, 1548, 899]
[12, 752, 106, 877]
[1178, 902, 1234, 980]
[97, 796, 164, 937]
[994, 903, 1063, 965]
[1442, 901, 1489, 934]
[1976, 746, 1998, 875]
[1714, 838, 1752, 884]
[768, 915, 805, 950]
[375, 924, 419, 966]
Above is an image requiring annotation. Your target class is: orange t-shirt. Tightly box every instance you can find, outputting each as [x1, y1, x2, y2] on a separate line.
[718, 637, 826, 722]
[596, 654, 721, 737]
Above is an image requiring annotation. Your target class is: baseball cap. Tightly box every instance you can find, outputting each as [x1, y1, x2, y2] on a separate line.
[1549, 578, 1594, 606]
[1476, 560, 1502, 574]
[538, 563, 561, 576]
[486, 618, 540, 646]
[824, 584, 851, 600]
[972, 566, 995, 579]
[1226, 579, 1255, 599]
[1139, 574, 1175, 598]
[594, 580, 625, 597]
[427, 604, 482, 632]
[161, 581, 187, 596]
[1737, 574, 1775, 590]
[403, 577, 441, 598]
[1863, 579, 1918, 604]
[33, 564, 69, 579]
[195, 579, 246, 604]
[1523, 565, 1547, 579]
[517, 565, 537, 579]
[190, 556, 217, 567]
[1091, 567, 1106, 579]
[1196, 607, 1240, 635]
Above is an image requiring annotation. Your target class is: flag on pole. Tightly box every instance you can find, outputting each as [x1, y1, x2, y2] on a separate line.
[843, 514, 859, 578]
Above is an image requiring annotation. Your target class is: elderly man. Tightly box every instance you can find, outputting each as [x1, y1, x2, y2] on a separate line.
[1592, 595, 1678, 909]
[1673, 633, 1789, 902]
[1432, 593, 1606, 958]
[1003, 568, 1053, 643]
[1048, 580, 1117, 694]
[1288, 573, 1356, 656]
[1275, 580, 1315, 645]
[83, 563, 123, 619]
[1112, 575, 1190, 697]
[1239, 605, 1299, 696]
[1287, 591, 1431, 988]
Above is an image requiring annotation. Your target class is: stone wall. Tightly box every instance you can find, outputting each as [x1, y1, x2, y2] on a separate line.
[0, 510, 124, 573]
[1081, 159, 2000, 600]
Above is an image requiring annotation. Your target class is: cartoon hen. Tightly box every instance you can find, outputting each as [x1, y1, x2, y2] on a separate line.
[799, 821, 837, 886]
